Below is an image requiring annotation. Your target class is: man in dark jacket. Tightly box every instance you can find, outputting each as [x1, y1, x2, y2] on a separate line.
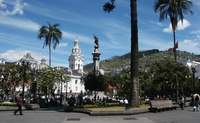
[14, 94, 23, 115]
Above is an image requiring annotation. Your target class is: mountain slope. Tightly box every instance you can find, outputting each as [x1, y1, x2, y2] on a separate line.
[84, 49, 197, 74]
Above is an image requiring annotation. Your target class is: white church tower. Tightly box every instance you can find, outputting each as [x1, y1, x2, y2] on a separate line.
[67, 39, 85, 95]
[69, 39, 84, 73]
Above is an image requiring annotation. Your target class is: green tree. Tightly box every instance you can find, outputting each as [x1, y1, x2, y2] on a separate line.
[0, 63, 23, 100]
[103, 0, 140, 106]
[106, 70, 131, 99]
[142, 59, 192, 98]
[84, 73, 106, 92]
[37, 67, 57, 100]
[54, 67, 70, 104]
[38, 24, 62, 66]
[154, 0, 193, 61]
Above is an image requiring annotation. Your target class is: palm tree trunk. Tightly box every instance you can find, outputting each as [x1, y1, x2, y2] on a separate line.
[49, 43, 51, 66]
[173, 30, 177, 61]
[173, 30, 179, 102]
[130, 0, 139, 106]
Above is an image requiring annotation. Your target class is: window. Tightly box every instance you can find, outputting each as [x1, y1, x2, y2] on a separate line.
[75, 80, 78, 84]
[76, 87, 78, 91]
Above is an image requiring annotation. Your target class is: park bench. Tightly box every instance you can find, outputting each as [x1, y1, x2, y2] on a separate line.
[149, 100, 178, 112]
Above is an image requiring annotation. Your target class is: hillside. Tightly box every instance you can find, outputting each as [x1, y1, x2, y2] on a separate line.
[84, 49, 197, 75]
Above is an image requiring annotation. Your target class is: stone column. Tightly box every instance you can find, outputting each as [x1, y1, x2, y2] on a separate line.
[92, 36, 101, 76]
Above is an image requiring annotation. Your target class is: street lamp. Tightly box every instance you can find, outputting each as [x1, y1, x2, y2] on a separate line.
[0, 75, 4, 94]
[21, 60, 30, 101]
[31, 63, 38, 103]
[191, 66, 196, 93]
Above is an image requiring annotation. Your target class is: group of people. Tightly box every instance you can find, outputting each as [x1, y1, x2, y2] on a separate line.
[11, 93, 200, 115]
[179, 94, 200, 111]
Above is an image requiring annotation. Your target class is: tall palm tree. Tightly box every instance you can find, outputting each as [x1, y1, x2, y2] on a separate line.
[103, 0, 140, 106]
[38, 24, 62, 66]
[154, 0, 192, 61]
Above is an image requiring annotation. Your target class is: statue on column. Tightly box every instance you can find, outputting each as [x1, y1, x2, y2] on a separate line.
[94, 35, 99, 52]
[92, 35, 101, 76]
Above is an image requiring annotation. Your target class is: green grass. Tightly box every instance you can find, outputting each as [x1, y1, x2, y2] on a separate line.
[81, 104, 150, 112]
[0, 106, 17, 110]
[0, 101, 16, 106]
[86, 106, 125, 112]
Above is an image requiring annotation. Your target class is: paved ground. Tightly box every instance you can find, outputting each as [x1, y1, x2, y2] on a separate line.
[0, 107, 200, 123]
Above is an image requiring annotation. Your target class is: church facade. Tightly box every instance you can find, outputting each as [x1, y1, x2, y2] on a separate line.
[66, 39, 85, 94]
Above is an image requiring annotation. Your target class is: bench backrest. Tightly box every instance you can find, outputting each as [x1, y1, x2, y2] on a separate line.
[150, 100, 174, 108]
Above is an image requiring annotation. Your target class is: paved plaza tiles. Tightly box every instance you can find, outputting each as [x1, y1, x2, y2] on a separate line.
[0, 107, 200, 123]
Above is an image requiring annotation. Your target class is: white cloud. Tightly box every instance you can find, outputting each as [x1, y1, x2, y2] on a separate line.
[192, 0, 200, 6]
[63, 31, 92, 45]
[102, 32, 128, 50]
[11, 0, 27, 15]
[183, 39, 193, 45]
[58, 43, 68, 48]
[0, 16, 40, 32]
[179, 39, 200, 53]
[163, 19, 191, 33]
[0, 0, 27, 16]
[0, 50, 46, 62]
[0, 0, 7, 9]
[190, 30, 200, 42]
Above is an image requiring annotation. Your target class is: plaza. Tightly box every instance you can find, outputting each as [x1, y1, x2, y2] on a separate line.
[0, 107, 200, 123]
[0, 0, 200, 122]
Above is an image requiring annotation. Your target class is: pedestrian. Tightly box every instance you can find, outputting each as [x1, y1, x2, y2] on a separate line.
[14, 94, 23, 115]
[124, 98, 129, 111]
[194, 95, 199, 112]
[180, 96, 184, 110]
[192, 94, 200, 112]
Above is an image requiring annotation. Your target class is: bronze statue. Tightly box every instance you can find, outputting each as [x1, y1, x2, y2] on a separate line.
[94, 35, 99, 49]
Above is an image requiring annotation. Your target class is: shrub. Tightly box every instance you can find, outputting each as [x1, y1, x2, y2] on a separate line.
[0, 102, 16, 106]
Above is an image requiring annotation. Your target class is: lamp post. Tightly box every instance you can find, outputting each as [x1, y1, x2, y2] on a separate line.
[0, 63, 5, 97]
[21, 60, 30, 101]
[60, 74, 63, 105]
[185, 75, 191, 96]
[31, 63, 38, 103]
[0, 75, 4, 95]
[191, 66, 196, 93]
[175, 74, 179, 103]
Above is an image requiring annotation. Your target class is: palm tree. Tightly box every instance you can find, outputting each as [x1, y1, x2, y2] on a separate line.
[154, 0, 192, 61]
[103, 0, 140, 106]
[38, 24, 62, 66]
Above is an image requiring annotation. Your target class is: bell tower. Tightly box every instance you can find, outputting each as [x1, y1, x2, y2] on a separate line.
[68, 39, 84, 73]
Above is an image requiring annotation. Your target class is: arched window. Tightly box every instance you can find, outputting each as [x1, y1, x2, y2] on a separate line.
[78, 64, 80, 69]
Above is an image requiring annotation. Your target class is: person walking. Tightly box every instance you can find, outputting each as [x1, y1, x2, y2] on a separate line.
[14, 94, 23, 115]
[180, 96, 185, 110]
[192, 94, 200, 112]
[195, 95, 199, 112]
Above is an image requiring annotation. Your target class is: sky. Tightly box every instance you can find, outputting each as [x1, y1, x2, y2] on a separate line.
[0, 0, 200, 67]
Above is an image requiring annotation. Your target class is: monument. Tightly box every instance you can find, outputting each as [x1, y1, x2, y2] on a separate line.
[92, 36, 101, 76]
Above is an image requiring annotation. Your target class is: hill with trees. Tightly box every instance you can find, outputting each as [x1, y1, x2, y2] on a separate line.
[84, 49, 197, 75]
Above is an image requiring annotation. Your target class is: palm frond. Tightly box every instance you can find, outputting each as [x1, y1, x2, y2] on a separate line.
[154, 0, 193, 24]
[103, 0, 115, 13]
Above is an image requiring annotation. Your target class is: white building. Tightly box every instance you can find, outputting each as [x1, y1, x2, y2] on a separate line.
[53, 39, 85, 95]
[67, 39, 85, 94]
[186, 59, 200, 79]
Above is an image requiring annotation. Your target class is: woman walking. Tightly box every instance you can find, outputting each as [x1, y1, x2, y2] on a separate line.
[14, 94, 23, 115]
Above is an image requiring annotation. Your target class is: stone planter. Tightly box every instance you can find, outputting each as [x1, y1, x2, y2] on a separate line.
[24, 103, 40, 110]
